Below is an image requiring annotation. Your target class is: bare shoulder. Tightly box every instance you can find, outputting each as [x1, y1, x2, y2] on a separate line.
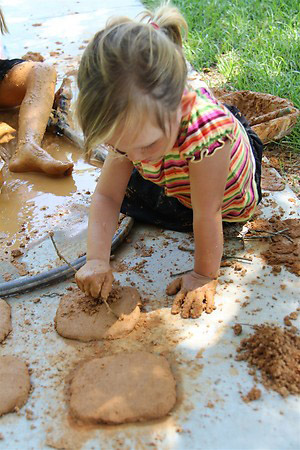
[189, 139, 232, 211]
[95, 153, 133, 202]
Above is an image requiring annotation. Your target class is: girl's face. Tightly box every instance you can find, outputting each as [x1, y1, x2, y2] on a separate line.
[108, 107, 182, 163]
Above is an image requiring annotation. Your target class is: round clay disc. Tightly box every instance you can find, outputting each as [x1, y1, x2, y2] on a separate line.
[0, 356, 30, 416]
[55, 286, 141, 341]
[0, 299, 12, 343]
[69, 351, 176, 424]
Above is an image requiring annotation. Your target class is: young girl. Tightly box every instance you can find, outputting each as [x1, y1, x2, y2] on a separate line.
[0, 9, 73, 176]
[75, 3, 263, 319]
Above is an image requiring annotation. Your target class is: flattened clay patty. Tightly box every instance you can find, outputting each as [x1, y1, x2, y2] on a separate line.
[0, 356, 30, 416]
[55, 286, 141, 341]
[0, 299, 12, 343]
[70, 352, 176, 424]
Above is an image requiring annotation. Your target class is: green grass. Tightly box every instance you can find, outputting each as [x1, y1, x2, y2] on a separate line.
[143, 0, 300, 150]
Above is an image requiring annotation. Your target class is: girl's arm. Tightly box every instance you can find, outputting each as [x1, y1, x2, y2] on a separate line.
[190, 139, 231, 278]
[167, 139, 231, 318]
[87, 152, 133, 262]
[75, 153, 133, 298]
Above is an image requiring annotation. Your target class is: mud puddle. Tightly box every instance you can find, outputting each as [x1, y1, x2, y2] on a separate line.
[0, 127, 99, 274]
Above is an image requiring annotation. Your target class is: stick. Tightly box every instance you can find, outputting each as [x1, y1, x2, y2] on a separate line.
[48, 232, 119, 319]
[48, 231, 76, 273]
[241, 227, 293, 242]
[170, 255, 253, 277]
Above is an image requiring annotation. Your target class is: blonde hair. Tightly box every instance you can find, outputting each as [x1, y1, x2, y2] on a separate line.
[0, 9, 8, 34]
[76, 2, 188, 156]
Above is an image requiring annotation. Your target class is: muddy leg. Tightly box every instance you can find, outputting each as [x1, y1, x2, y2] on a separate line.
[0, 61, 73, 176]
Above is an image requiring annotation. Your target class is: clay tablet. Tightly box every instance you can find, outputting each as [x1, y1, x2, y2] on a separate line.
[55, 286, 141, 341]
[0, 356, 30, 416]
[0, 299, 12, 343]
[70, 352, 176, 424]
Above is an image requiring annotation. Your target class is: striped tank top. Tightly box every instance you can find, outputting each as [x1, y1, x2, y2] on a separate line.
[132, 83, 259, 222]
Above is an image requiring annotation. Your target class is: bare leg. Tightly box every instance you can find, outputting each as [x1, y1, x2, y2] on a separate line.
[0, 61, 73, 176]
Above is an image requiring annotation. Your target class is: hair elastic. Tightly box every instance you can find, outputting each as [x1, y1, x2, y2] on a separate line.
[150, 21, 159, 30]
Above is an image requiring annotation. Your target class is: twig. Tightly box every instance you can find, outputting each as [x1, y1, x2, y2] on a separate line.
[223, 255, 253, 262]
[245, 227, 293, 242]
[48, 231, 119, 319]
[49, 231, 76, 273]
[178, 244, 193, 253]
[102, 298, 119, 319]
[170, 268, 191, 277]
[236, 323, 258, 329]
[170, 255, 252, 277]
[237, 227, 293, 243]
[177, 245, 252, 263]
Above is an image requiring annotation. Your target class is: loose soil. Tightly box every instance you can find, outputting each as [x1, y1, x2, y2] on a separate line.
[247, 217, 300, 275]
[236, 320, 300, 397]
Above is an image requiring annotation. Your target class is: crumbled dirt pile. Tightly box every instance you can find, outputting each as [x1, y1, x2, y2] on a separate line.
[60, 286, 122, 318]
[22, 51, 45, 62]
[242, 386, 261, 403]
[236, 322, 300, 397]
[248, 217, 300, 275]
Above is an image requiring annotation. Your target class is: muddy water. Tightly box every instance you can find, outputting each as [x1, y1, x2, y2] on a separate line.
[0, 131, 99, 252]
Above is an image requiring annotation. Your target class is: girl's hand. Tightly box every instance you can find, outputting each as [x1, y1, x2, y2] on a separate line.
[75, 259, 114, 299]
[166, 271, 217, 319]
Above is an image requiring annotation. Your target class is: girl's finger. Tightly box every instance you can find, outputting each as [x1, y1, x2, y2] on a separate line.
[100, 272, 114, 300]
[171, 289, 186, 314]
[181, 291, 199, 319]
[90, 279, 103, 299]
[83, 281, 92, 297]
[204, 288, 215, 313]
[166, 277, 182, 295]
[190, 294, 205, 318]
[75, 274, 83, 292]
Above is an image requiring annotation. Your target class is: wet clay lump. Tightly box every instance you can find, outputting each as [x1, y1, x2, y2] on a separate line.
[0, 356, 30, 416]
[55, 286, 141, 341]
[69, 351, 176, 424]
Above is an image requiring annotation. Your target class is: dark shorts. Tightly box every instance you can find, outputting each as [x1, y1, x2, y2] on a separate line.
[121, 106, 263, 232]
[0, 58, 25, 81]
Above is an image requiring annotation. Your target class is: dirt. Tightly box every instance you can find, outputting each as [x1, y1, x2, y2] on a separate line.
[69, 352, 176, 424]
[22, 51, 45, 62]
[264, 145, 300, 198]
[55, 286, 141, 341]
[247, 217, 300, 275]
[242, 386, 262, 403]
[261, 166, 286, 191]
[233, 324, 243, 336]
[236, 322, 300, 397]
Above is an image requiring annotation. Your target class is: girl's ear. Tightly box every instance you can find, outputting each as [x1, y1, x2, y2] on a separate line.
[181, 91, 196, 117]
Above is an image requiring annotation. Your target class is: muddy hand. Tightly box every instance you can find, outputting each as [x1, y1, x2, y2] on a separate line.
[166, 271, 217, 319]
[75, 259, 114, 299]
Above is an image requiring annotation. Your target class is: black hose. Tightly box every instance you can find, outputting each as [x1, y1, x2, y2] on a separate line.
[0, 216, 134, 297]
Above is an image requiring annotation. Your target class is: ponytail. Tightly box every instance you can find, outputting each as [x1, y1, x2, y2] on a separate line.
[140, 2, 187, 46]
